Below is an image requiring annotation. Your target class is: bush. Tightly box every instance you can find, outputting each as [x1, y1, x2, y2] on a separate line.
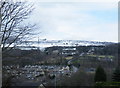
[112, 66, 120, 82]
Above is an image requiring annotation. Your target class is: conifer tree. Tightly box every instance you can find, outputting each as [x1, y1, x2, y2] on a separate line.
[94, 65, 107, 82]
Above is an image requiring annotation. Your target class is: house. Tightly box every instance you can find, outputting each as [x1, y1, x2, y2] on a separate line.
[85, 68, 96, 73]
[38, 84, 45, 88]
[52, 50, 59, 54]
[60, 66, 70, 75]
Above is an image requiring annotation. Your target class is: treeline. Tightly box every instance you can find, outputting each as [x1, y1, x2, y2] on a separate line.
[3, 49, 45, 59]
[94, 43, 119, 55]
[2, 49, 46, 66]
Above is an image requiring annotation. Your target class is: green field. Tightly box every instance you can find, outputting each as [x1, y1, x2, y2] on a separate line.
[87, 55, 114, 58]
[65, 56, 73, 60]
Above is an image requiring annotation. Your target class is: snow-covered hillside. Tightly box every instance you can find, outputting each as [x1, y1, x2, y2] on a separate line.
[16, 40, 113, 50]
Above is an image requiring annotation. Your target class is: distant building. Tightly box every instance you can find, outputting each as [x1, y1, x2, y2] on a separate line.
[61, 47, 78, 56]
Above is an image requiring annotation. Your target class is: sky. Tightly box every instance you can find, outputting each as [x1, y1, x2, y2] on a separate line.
[26, 0, 118, 42]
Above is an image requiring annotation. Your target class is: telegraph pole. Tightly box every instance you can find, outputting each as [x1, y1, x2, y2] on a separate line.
[38, 37, 39, 50]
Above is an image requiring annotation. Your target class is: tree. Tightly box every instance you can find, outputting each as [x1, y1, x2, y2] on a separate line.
[112, 66, 120, 82]
[94, 65, 107, 82]
[56, 69, 95, 87]
[1, 1, 36, 53]
[2, 75, 14, 88]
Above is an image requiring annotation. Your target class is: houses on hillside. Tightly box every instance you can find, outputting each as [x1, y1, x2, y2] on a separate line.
[62, 47, 77, 56]
[3, 65, 77, 81]
[46, 47, 78, 56]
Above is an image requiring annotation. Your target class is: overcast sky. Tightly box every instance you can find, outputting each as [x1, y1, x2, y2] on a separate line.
[27, 0, 118, 42]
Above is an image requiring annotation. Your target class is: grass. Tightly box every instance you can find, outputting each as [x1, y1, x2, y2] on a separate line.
[87, 55, 114, 58]
[95, 82, 120, 86]
[64, 56, 73, 60]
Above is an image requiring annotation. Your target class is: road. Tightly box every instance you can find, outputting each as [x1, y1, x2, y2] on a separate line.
[72, 66, 78, 73]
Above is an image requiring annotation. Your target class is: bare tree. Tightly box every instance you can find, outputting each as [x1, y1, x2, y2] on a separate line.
[0, 1, 36, 53]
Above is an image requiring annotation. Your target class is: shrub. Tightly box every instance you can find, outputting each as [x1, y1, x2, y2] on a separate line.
[112, 66, 120, 82]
